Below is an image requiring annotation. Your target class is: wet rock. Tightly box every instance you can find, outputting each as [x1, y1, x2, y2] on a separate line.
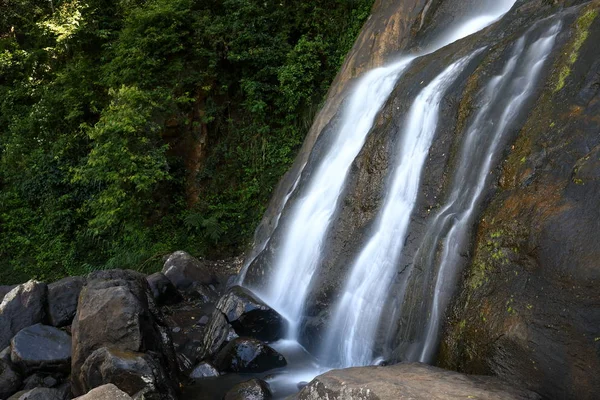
[213, 337, 286, 373]
[47, 276, 85, 327]
[22, 373, 59, 390]
[0, 281, 48, 348]
[216, 286, 286, 342]
[147, 273, 183, 306]
[73, 383, 133, 399]
[199, 310, 239, 361]
[71, 269, 178, 397]
[79, 347, 176, 400]
[186, 282, 218, 304]
[14, 387, 64, 400]
[162, 251, 217, 289]
[11, 324, 71, 374]
[189, 361, 220, 379]
[224, 378, 272, 400]
[0, 359, 21, 399]
[295, 363, 539, 400]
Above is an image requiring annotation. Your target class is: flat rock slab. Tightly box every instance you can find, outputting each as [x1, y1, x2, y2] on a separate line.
[296, 363, 540, 400]
[73, 384, 133, 399]
[11, 324, 71, 373]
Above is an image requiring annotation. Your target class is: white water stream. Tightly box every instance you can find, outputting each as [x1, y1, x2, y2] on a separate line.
[321, 50, 482, 367]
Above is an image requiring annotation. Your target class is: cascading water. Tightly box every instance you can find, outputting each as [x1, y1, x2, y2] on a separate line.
[242, 0, 519, 341]
[416, 20, 562, 363]
[320, 50, 483, 367]
[257, 58, 414, 336]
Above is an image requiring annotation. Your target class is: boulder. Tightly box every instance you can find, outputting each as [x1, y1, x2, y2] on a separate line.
[186, 281, 218, 304]
[189, 361, 220, 379]
[13, 387, 64, 400]
[146, 273, 183, 306]
[11, 324, 71, 374]
[73, 383, 133, 399]
[213, 338, 286, 373]
[224, 378, 272, 400]
[79, 347, 176, 400]
[0, 285, 17, 303]
[47, 276, 86, 327]
[0, 359, 21, 399]
[200, 310, 239, 360]
[70, 270, 178, 397]
[0, 281, 48, 348]
[162, 251, 217, 289]
[295, 363, 540, 400]
[216, 286, 286, 342]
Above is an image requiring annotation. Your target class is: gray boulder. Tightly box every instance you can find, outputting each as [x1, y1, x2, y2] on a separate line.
[47, 276, 86, 327]
[294, 363, 540, 400]
[199, 310, 238, 361]
[70, 270, 178, 398]
[0, 281, 48, 348]
[162, 251, 217, 289]
[213, 338, 286, 373]
[11, 324, 71, 374]
[217, 286, 286, 342]
[224, 378, 272, 400]
[146, 272, 183, 306]
[73, 383, 132, 399]
[79, 347, 175, 400]
[13, 387, 64, 400]
[0, 285, 17, 303]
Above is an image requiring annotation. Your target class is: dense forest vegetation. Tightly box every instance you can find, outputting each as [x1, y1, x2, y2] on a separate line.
[0, 0, 374, 283]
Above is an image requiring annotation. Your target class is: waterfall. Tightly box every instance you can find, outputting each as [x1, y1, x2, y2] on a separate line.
[320, 50, 483, 367]
[260, 58, 414, 336]
[416, 20, 562, 363]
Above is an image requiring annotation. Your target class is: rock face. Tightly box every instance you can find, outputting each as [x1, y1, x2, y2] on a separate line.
[47, 276, 85, 327]
[73, 384, 133, 399]
[79, 347, 176, 400]
[295, 363, 540, 400]
[224, 378, 272, 400]
[216, 286, 286, 342]
[439, 4, 600, 400]
[200, 310, 239, 361]
[0, 281, 47, 349]
[11, 324, 71, 374]
[213, 337, 287, 373]
[0, 359, 22, 399]
[70, 269, 178, 398]
[162, 251, 217, 289]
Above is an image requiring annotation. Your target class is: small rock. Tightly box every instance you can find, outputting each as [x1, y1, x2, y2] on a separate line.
[213, 338, 287, 373]
[47, 276, 86, 327]
[162, 251, 217, 289]
[224, 378, 272, 400]
[216, 286, 287, 342]
[146, 272, 183, 306]
[0, 359, 22, 399]
[198, 315, 209, 325]
[11, 324, 72, 374]
[0, 346, 11, 362]
[0, 281, 48, 348]
[22, 372, 59, 390]
[189, 361, 220, 379]
[79, 347, 176, 399]
[73, 384, 132, 399]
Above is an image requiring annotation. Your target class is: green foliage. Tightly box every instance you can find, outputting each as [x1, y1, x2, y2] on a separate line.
[0, 0, 374, 283]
